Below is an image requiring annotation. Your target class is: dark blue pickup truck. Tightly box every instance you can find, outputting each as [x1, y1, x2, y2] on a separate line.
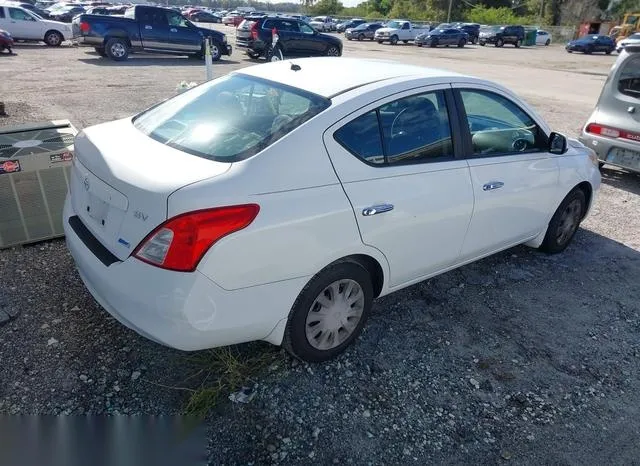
[72, 5, 231, 61]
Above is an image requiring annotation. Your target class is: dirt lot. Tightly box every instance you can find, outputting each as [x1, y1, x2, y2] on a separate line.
[1, 29, 640, 465]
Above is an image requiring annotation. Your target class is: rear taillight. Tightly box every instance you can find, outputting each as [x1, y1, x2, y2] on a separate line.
[133, 204, 260, 272]
[79, 21, 90, 33]
[586, 123, 640, 142]
[250, 21, 258, 40]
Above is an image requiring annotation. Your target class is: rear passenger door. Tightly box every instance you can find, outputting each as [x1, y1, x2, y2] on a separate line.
[138, 7, 169, 50]
[323, 86, 474, 288]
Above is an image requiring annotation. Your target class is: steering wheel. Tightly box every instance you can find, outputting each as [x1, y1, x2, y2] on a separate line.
[390, 108, 410, 138]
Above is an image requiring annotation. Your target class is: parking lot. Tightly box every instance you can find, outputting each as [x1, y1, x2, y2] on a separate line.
[2, 28, 640, 464]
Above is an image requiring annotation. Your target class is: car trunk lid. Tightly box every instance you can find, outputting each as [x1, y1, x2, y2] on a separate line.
[70, 118, 231, 261]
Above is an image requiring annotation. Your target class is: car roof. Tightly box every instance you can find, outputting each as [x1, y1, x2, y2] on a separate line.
[236, 58, 467, 98]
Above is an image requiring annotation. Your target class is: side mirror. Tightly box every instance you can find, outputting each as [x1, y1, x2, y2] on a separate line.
[549, 131, 568, 154]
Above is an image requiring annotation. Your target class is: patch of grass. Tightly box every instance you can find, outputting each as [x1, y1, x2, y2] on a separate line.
[183, 344, 283, 418]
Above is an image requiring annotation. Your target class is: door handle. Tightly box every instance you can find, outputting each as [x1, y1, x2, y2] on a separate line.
[362, 204, 394, 216]
[170, 28, 177, 32]
[144, 25, 152, 30]
[482, 181, 504, 191]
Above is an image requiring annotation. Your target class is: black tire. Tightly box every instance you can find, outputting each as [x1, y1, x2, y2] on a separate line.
[417, 43, 423, 47]
[585, 46, 593, 54]
[390, 35, 398, 45]
[266, 44, 284, 62]
[105, 37, 128, 61]
[598, 162, 605, 169]
[539, 189, 586, 254]
[247, 51, 260, 59]
[282, 260, 374, 362]
[377, 40, 383, 44]
[515, 39, 522, 48]
[606, 49, 612, 55]
[402, 40, 408, 44]
[357, 33, 364, 41]
[458, 38, 466, 48]
[545, 39, 550, 46]
[472, 37, 477, 44]
[496, 38, 504, 47]
[430, 40, 437, 48]
[44, 30, 63, 47]
[209, 41, 222, 61]
[326, 45, 341, 56]
[94, 47, 107, 57]
[480, 42, 485, 46]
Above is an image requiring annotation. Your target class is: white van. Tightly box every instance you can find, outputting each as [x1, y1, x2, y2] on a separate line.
[0, 4, 71, 45]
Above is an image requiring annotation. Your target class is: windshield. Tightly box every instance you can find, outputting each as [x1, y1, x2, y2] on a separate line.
[133, 75, 331, 163]
[386, 21, 403, 28]
[354, 23, 368, 30]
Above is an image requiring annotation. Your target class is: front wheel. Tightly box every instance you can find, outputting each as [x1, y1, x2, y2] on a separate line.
[539, 189, 586, 254]
[209, 41, 222, 61]
[357, 33, 364, 41]
[377, 40, 383, 44]
[545, 39, 550, 46]
[390, 35, 398, 45]
[282, 260, 374, 362]
[326, 45, 341, 56]
[606, 49, 612, 55]
[44, 30, 63, 47]
[458, 38, 466, 48]
[105, 37, 129, 61]
[515, 39, 522, 48]
[402, 40, 409, 43]
[496, 38, 504, 47]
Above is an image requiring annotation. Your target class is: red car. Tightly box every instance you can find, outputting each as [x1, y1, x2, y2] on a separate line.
[0, 29, 13, 54]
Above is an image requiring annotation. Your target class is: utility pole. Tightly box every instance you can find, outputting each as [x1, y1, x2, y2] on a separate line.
[447, 0, 453, 23]
[538, 0, 544, 25]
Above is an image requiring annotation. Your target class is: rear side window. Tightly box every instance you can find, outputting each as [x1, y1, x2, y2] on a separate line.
[618, 55, 640, 99]
[133, 75, 330, 163]
[334, 111, 384, 165]
[0, 8, 4, 18]
[334, 90, 454, 166]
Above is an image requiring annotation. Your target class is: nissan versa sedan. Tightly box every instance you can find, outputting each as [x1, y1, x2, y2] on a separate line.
[64, 58, 601, 362]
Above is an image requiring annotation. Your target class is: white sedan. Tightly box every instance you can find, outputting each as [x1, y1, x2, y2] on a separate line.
[64, 58, 601, 362]
[0, 4, 71, 46]
[536, 30, 552, 46]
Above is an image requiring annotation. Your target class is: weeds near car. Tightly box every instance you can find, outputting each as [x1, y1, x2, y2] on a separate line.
[183, 344, 282, 418]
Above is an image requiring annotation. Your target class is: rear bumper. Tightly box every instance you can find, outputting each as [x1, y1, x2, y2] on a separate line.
[580, 132, 640, 174]
[63, 196, 303, 350]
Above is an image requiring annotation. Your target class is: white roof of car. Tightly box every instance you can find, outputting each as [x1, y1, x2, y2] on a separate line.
[236, 58, 466, 98]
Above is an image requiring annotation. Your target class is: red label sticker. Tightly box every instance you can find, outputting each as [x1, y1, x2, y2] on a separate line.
[0, 160, 21, 174]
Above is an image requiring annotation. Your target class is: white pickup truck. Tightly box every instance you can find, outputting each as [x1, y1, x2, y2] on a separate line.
[374, 20, 429, 45]
[0, 4, 71, 46]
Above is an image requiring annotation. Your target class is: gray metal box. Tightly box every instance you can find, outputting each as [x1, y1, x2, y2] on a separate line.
[0, 120, 78, 248]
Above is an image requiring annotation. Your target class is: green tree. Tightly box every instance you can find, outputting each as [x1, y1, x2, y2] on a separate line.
[311, 0, 344, 14]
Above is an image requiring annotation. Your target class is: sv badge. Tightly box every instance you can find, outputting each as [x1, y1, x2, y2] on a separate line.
[134, 210, 148, 222]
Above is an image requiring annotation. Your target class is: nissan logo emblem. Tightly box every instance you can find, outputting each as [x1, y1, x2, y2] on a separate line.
[83, 177, 90, 191]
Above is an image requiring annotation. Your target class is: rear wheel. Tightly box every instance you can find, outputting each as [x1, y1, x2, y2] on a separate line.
[357, 33, 364, 41]
[377, 40, 383, 44]
[402, 39, 408, 43]
[606, 49, 612, 55]
[515, 39, 522, 48]
[539, 189, 586, 254]
[105, 37, 128, 61]
[267, 44, 284, 62]
[585, 46, 593, 54]
[44, 30, 63, 47]
[390, 34, 398, 45]
[496, 38, 504, 47]
[282, 260, 374, 362]
[247, 50, 260, 59]
[430, 40, 437, 48]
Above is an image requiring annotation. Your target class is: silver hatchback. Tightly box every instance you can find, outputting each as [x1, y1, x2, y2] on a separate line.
[580, 45, 640, 173]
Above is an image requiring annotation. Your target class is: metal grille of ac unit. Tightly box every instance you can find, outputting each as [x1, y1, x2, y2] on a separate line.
[0, 121, 77, 249]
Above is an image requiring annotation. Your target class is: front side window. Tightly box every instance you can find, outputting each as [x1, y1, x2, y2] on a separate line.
[334, 90, 454, 166]
[618, 55, 640, 99]
[299, 23, 314, 34]
[166, 11, 189, 27]
[9, 8, 35, 20]
[133, 75, 330, 162]
[0, 8, 4, 18]
[459, 89, 547, 156]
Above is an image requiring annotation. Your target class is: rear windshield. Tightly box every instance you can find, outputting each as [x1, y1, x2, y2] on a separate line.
[618, 55, 640, 100]
[132, 74, 331, 163]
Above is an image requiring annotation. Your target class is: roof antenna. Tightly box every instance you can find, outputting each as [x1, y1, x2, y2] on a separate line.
[290, 63, 301, 71]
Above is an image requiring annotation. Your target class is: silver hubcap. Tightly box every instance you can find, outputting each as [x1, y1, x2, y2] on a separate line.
[211, 45, 219, 57]
[556, 199, 582, 245]
[47, 33, 60, 45]
[111, 42, 125, 58]
[327, 47, 339, 56]
[305, 279, 364, 351]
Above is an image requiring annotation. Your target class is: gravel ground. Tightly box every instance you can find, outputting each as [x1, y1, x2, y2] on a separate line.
[1, 33, 640, 464]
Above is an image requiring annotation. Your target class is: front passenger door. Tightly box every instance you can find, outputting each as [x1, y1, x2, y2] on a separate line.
[7, 7, 38, 39]
[165, 11, 202, 52]
[323, 87, 474, 288]
[298, 22, 325, 54]
[454, 85, 560, 261]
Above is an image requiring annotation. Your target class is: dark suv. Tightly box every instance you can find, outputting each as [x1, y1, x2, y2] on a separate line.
[456, 23, 480, 44]
[236, 16, 342, 60]
[479, 25, 525, 47]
